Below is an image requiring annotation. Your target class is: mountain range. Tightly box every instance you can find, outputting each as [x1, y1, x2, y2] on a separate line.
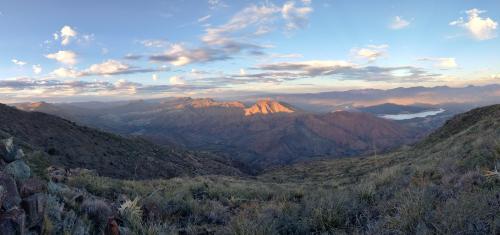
[13, 98, 421, 169]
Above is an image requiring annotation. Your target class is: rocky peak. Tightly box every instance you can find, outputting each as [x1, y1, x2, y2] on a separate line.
[244, 100, 296, 116]
[14, 102, 55, 112]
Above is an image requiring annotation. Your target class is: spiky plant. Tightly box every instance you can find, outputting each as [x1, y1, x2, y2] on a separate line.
[119, 197, 143, 231]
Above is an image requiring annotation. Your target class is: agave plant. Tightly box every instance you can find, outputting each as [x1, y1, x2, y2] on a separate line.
[119, 197, 143, 231]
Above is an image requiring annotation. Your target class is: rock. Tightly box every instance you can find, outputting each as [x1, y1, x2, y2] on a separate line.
[19, 178, 46, 198]
[0, 185, 6, 209]
[21, 193, 46, 230]
[0, 207, 26, 235]
[47, 166, 68, 182]
[0, 172, 21, 210]
[15, 149, 25, 160]
[4, 160, 31, 181]
[105, 218, 120, 235]
[1, 137, 20, 163]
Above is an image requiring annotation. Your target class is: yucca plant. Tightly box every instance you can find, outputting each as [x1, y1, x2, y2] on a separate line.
[119, 197, 143, 232]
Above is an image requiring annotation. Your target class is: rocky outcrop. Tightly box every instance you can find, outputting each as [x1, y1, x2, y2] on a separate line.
[0, 173, 21, 211]
[244, 100, 296, 116]
[0, 208, 25, 235]
[4, 160, 31, 182]
[1, 138, 24, 163]
[0, 137, 45, 234]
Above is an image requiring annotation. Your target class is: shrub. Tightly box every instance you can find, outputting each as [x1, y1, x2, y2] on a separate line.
[81, 199, 112, 233]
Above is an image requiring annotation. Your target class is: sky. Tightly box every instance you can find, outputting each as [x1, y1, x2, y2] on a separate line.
[0, 0, 499, 102]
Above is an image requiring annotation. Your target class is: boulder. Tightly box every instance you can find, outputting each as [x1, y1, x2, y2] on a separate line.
[1, 138, 23, 163]
[0, 185, 5, 209]
[19, 178, 46, 198]
[0, 207, 25, 235]
[21, 193, 46, 230]
[4, 160, 31, 181]
[0, 172, 21, 210]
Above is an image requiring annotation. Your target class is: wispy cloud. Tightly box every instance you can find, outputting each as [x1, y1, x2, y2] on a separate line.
[0, 77, 216, 102]
[11, 59, 27, 66]
[252, 60, 440, 82]
[50, 60, 165, 78]
[198, 15, 211, 23]
[390, 16, 410, 30]
[351, 44, 388, 61]
[282, 1, 313, 30]
[148, 2, 313, 67]
[418, 57, 458, 69]
[140, 39, 170, 48]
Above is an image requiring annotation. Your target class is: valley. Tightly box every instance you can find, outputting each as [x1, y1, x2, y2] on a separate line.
[1, 101, 499, 234]
[14, 97, 427, 170]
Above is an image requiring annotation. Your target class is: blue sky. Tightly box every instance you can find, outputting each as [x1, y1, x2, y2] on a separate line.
[0, 0, 499, 102]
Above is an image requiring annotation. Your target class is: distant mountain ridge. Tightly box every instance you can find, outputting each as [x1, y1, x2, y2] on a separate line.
[13, 98, 420, 169]
[243, 84, 500, 112]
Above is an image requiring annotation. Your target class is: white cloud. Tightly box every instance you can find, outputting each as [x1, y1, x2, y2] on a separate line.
[352, 44, 388, 61]
[86, 60, 129, 75]
[45, 50, 77, 65]
[11, 59, 27, 66]
[60, 25, 77, 46]
[53, 33, 59, 40]
[240, 68, 246, 76]
[48, 60, 160, 78]
[208, 0, 226, 9]
[32, 64, 42, 74]
[450, 9, 498, 40]
[390, 16, 410, 30]
[51, 67, 82, 78]
[418, 57, 458, 69]
[198, 15, 211, 23]
[152, 74, 159, 81]
[282, 1, 313, 30]
[169, 75, 186, 85]
[141, 39, 170, 48]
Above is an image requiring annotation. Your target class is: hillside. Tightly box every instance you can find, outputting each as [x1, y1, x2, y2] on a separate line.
[0, 103, 243, 179]
[19, 103, 498, 234]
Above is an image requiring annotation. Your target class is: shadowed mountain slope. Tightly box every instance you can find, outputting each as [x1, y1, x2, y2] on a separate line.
[0, 103, 243, 179]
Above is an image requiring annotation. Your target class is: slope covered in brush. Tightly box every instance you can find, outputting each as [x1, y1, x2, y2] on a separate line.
[0, 104, 243, 179]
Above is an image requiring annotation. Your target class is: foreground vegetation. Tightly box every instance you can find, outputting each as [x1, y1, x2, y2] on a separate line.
[18, 105, 500, 234]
